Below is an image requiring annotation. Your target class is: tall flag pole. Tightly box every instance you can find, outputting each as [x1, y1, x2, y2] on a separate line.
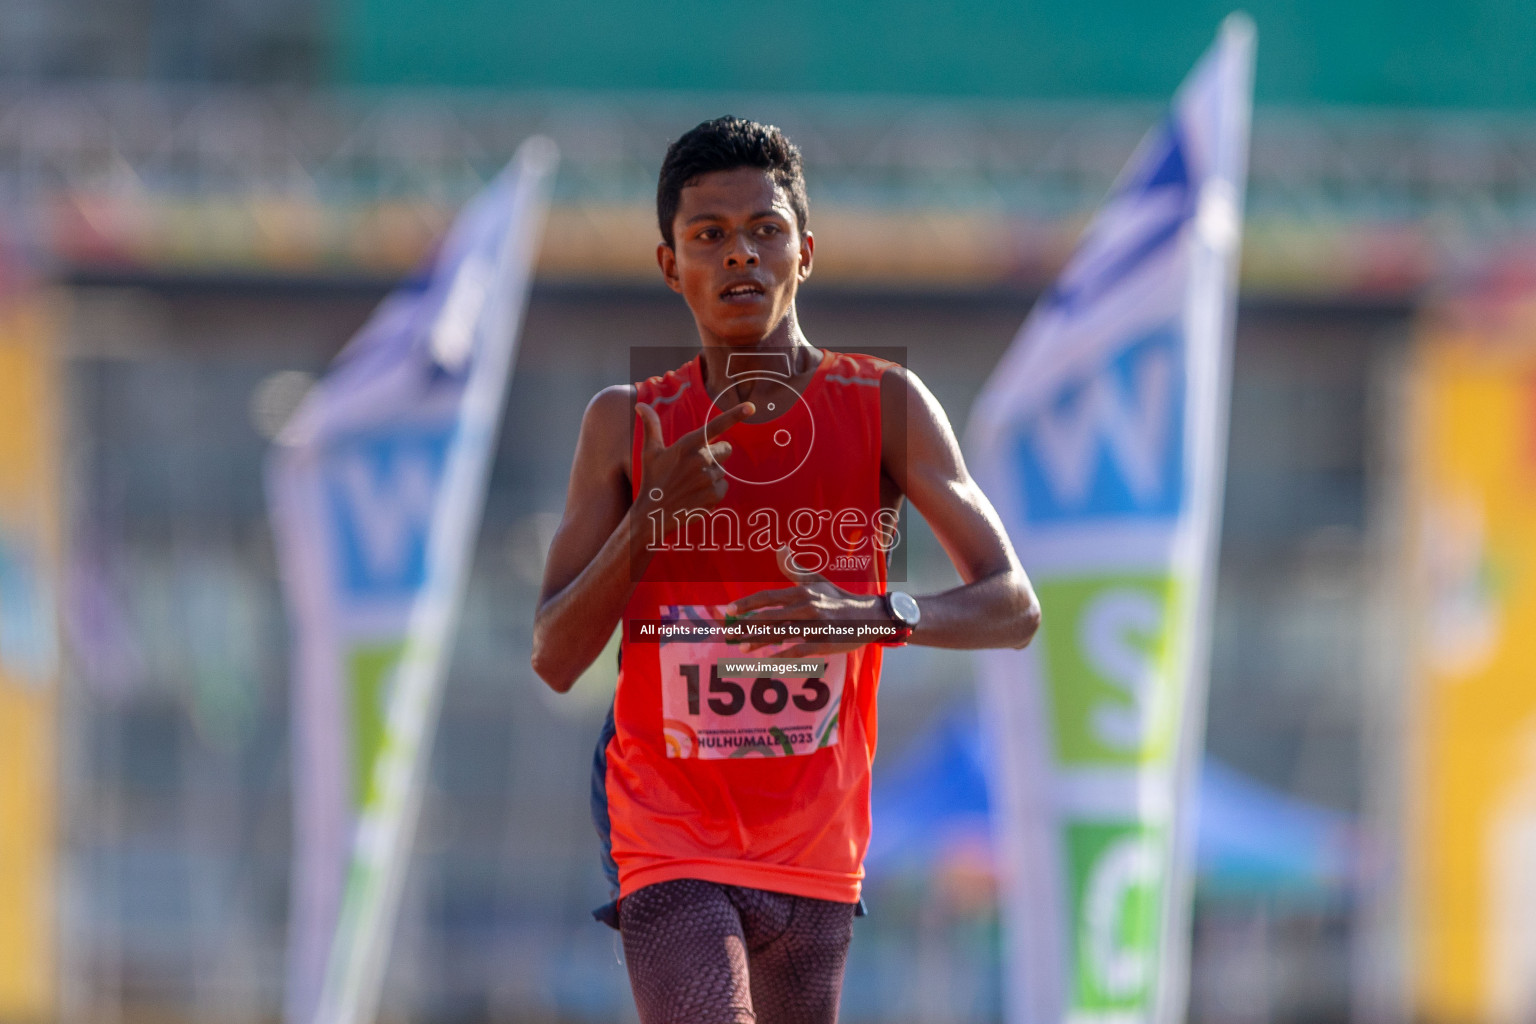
[269, 137, 557, 1024]
[966, 17, 1253, 1024]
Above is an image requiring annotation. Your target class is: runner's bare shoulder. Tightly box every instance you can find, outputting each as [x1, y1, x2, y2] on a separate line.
[578, 384, 640, 487]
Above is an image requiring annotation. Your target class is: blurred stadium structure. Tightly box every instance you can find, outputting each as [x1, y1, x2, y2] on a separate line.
[5, 2, 1536, 1023]
[4, 87, 1536, 295]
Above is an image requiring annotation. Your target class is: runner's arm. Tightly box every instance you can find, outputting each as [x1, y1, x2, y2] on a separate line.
[532, 388, 755, 691]
[728, 367, 1039, 654]
[531, 386, 644, 693]
[883, 366, 1039, 649]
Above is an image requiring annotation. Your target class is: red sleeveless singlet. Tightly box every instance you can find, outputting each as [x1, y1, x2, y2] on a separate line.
[595, 348, 896, 904]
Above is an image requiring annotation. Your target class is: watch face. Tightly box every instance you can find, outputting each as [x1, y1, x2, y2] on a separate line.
[889, 591, 920, 626]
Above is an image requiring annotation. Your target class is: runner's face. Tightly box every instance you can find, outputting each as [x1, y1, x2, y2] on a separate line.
[659, 167, 813, 344]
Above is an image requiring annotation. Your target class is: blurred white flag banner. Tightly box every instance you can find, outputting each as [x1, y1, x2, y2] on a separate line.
[268, 138, 556, 1024]
[966, 19, 1252, 1024]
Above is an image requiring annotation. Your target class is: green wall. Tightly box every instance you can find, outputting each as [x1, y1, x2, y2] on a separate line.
[338, 0, 1536, 108]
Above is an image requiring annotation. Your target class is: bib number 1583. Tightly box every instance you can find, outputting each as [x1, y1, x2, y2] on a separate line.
[657, 607, 846, 760]
[677, 664, 831, 717]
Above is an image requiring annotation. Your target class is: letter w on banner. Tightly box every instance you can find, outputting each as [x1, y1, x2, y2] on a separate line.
[966, 18, 1252, 1024]
[267, 138, 557, 1024]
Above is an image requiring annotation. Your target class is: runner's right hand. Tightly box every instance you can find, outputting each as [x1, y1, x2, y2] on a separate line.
[634, 400, 755, 531]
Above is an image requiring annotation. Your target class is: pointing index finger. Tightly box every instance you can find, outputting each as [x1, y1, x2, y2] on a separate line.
[678, 401, 755, 451]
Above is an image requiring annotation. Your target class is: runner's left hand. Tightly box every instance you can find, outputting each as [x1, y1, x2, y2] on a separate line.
[725, 547, 886, 656]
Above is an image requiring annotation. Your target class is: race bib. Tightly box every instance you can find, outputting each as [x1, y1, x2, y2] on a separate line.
[658, 604, 846, 759]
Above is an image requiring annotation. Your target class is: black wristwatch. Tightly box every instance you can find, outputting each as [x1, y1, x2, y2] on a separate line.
[881, 590, 921, 646]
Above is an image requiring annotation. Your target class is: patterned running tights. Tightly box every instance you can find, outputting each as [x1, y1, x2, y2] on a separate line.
[619, 877, 857, 1024]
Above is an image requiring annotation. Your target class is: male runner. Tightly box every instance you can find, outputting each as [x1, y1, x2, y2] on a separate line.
[532, 116, 1039, 1024]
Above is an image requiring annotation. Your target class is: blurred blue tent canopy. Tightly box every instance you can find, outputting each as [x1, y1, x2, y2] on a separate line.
[867, 710, 1357, 900]
[867, 712, 993, 875]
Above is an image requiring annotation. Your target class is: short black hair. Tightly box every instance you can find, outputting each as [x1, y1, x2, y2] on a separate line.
[656, 116, 809, 247]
